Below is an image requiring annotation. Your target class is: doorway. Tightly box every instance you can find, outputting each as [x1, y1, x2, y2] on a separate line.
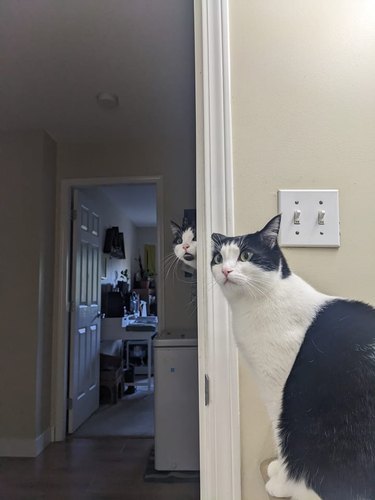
[70, 182, 158, 439]
[53, 177, 164, 437]
[55, 177, 199, 480]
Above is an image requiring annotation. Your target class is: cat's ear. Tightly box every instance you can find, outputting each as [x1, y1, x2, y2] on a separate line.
[170, 220, 181, 237]
[259, 215, 281, 249]
[211, 233, 226, 250]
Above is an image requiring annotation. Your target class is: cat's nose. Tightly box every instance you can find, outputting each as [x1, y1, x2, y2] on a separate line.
[182, 244, 190, 250]
[222, 268, 233, 277]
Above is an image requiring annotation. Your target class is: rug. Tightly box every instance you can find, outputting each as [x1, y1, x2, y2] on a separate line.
[144, 447, 200, 483]
[75, 390, 154, 437]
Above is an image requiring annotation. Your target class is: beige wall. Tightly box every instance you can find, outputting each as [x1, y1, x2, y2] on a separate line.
[57, 138, 196, 330]
[229, 1, 375, 498]
[136, 227, 157, 254]
[0, 130, 56, 446]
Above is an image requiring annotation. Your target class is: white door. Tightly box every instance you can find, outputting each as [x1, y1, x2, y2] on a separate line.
[68, 189, 101, 433]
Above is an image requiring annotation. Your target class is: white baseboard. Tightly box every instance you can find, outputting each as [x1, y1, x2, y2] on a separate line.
[0, 428, 51, 457]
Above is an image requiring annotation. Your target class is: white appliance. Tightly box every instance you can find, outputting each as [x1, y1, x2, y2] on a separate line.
[153, 329, 199, 471]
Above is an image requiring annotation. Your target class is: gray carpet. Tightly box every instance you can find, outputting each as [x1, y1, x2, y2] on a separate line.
[75, 389, 154, 438]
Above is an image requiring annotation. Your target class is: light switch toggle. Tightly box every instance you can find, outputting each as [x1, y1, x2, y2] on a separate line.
[318, 210, 326, 225]
[293, 210, 301, 225]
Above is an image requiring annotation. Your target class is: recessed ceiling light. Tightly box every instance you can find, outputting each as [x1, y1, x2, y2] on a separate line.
[96, 92, 119, 109]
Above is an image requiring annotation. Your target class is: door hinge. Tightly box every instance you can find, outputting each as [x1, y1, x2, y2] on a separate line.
[67, 398, 73, 410]
[71, 208, 77, 221]
[205, 374, 210, 406]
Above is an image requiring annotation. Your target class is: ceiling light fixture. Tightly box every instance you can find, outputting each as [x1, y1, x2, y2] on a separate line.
[96, 92, 119, 109]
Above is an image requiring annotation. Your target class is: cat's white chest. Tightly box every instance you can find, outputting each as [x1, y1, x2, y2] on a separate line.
[230, 275, 329, 425]
[232, 306, 301, 423]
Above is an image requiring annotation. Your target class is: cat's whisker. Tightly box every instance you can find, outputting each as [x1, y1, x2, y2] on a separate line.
[164, 251, 177, 260]
[172, 259, 184, 285]
[241, 281, 258, 299]
[164, 256, 179, 282]
[163, 254, 177, 270]
[187, 301, 198, 317]
[207, 279, 217, 292]
[163, 262, 174, 281]
[164, 252, 177, 272]
[209, 272, 270, 298]
[163, 258, 176, 270]
[164, 253, 176, 262]
[163, 254, 176, 266]
[180, 278, 198, 285]
[184, 287, 198, 312]
[244, 282, 269, 299]
[170, 259, 180, 283]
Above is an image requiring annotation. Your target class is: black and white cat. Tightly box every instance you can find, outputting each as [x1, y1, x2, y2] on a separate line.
[170, 220, 197, 270]
[211, 215, 375, 500]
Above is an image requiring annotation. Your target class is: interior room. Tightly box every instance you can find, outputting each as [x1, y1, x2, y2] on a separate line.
[3, 1, 374, 499]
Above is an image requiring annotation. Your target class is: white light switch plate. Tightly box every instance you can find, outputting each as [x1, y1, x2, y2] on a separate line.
[278, 189, 340, 247]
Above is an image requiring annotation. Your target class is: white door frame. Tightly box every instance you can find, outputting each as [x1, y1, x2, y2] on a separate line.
[51, 176, 164, 441]
[195, 1, 242, 499]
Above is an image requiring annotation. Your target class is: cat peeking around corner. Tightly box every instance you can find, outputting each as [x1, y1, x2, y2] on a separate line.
[170, 220, 197, 270]
[211, 214, 375, 500]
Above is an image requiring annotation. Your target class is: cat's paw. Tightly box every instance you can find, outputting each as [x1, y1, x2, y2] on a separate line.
[267, 459, 282, 478]
[265, 476, 293, 498]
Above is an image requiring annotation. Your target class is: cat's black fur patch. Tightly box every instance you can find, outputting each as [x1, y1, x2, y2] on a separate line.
[279, 299, 375, 499]
[211, 231, 291, 279]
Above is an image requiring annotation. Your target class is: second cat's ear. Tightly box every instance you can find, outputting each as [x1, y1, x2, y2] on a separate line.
[211, 233, 226, 243]
[211, 233, 226, 250]
[259, 214, 281, 249]
[170, 220, 181, 237]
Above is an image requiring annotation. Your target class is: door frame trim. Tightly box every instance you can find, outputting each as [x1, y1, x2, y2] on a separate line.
[195, 1, 242, 498]
[51, 176, 164, 441]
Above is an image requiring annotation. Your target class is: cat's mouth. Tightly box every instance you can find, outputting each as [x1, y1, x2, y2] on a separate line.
[183, 253, 194, 261]
[223, 275, 236, 286]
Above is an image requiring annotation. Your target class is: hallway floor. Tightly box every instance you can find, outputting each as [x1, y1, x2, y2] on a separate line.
[0, 437, 200, 500]
[74, 388, 154, 438]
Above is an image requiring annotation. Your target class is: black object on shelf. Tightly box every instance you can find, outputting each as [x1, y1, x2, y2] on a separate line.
[103, 226, 126, 259]
[102, 291, 124, 317]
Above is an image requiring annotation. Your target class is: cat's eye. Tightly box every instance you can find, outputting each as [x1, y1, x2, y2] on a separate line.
[239, 250, 253, 262]
[176, 238, 182, 244]
[213, 253, 223, 264]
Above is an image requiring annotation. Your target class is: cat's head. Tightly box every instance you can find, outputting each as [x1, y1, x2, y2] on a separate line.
[170, 220, 197, 269]
[211, 215, 290, 300]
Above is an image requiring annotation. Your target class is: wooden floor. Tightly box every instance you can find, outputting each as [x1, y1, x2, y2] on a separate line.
[0, 437, 200, 500]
